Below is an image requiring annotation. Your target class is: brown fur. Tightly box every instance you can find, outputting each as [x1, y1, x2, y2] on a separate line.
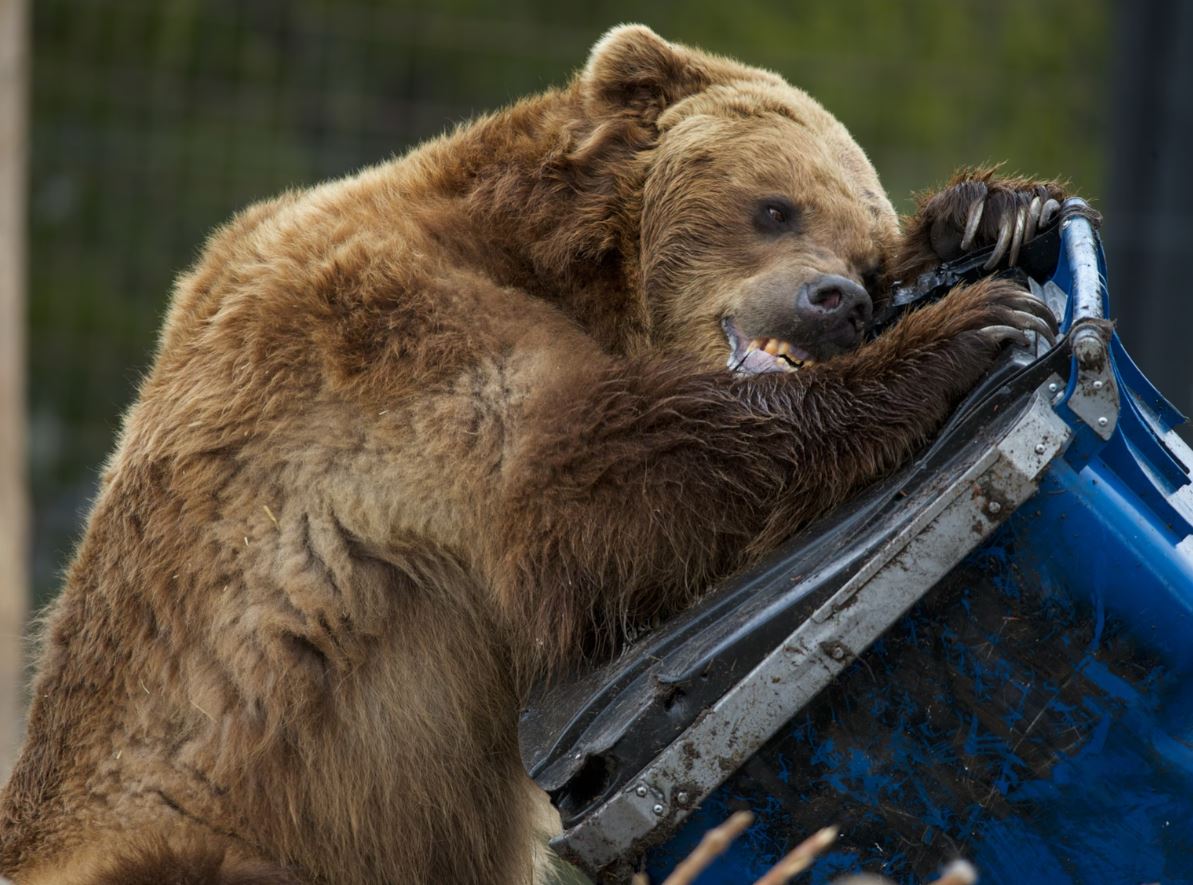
[89, 842, 303, 885]
[1, 26, 1069, 885]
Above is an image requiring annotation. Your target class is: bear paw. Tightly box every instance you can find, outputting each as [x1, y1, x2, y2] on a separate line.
[968, 282, 1058, 350]
[922, 174, 1076, 270]
[901, 277, 1058, 361]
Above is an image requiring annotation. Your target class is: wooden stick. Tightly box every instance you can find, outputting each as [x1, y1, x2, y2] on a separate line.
[638, 814, 971, 885]
[659, 810, 755, 885]
[752, 825, 839, 885]
[926, 859, 978, 885]
[0, 0, 30, 782]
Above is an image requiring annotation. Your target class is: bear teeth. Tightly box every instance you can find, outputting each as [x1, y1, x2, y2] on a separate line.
[747, 337, 813, 371]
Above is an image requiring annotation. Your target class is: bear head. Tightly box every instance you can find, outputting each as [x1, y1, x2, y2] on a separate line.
[578, 25, 901, 373]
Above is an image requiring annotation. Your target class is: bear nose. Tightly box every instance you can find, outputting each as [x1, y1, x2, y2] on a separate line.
[795, 274, 873, 331]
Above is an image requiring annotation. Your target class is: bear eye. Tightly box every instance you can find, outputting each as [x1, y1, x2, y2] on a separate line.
[754, 198, 800, 234]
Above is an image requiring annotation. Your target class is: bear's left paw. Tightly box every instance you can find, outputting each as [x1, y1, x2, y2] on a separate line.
[921, 176, 1083, 270]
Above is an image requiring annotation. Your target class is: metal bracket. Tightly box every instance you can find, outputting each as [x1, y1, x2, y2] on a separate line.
[1064, 324, 1119, 440]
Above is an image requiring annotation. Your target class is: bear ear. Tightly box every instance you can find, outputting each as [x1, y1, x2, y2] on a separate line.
[580, 24, 710, 123]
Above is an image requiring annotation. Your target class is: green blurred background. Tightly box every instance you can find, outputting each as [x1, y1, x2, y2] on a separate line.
[27, 0, 1190, 613]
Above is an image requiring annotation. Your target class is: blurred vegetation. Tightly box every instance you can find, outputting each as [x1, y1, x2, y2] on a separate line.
[29, 0, 1109, 610]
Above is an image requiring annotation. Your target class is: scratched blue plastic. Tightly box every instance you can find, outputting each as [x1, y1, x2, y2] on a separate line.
[643, 222, 1193, 884]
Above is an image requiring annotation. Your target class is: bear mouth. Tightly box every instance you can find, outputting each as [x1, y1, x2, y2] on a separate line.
[721, 317, 815, 375]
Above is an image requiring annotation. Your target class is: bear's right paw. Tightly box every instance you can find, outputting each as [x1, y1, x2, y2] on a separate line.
[966, 281, 1058, 350]
[920, 278, 1058, 356]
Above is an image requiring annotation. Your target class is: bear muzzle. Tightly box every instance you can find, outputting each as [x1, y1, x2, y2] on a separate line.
[722, 273, 873, 375]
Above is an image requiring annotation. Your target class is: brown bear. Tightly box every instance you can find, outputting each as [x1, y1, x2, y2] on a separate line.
[1, 24, 1069, 885]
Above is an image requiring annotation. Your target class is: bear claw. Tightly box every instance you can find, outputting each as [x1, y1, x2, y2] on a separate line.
[960, 197, 985, 252]
[975, 192, 1062, 270]
[978, 324, 1032, 349]
[1008, 309, 1057, 345]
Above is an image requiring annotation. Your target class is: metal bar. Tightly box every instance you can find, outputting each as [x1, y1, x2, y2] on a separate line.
[1057, 207, 1120, 442]
[1061, 203, 1105, 327]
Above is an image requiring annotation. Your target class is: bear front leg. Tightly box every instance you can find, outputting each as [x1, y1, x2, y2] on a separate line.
[490, 278, 1055, 676]
[892, 167, 1098, 281]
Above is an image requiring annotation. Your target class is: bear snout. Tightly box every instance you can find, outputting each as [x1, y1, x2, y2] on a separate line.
[795, 274, 872, 343]
[725, 272, 875, 372]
